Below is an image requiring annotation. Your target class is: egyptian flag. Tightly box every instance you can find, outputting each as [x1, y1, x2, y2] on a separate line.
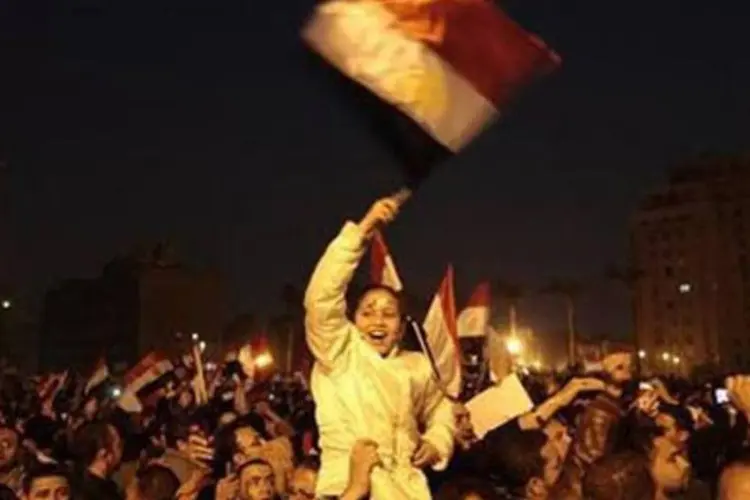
[370, 230, 403, 291]
[119, 352, 173, 413]
[457, 282, 490, 338]
[84, 357, 110, 396]
[422, 265, 461, 397]
[303, 0, 560, 187]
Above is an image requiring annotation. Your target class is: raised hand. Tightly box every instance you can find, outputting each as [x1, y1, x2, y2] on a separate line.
[358, 196, 403, 237]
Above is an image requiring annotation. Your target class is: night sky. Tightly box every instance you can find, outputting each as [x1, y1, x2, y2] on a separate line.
[1, 0, 749, 354]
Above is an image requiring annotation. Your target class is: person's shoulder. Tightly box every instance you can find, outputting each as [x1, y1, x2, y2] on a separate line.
[398, 350, 434, 375]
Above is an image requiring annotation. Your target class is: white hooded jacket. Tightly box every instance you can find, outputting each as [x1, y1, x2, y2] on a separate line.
[305, 222, 455, 499]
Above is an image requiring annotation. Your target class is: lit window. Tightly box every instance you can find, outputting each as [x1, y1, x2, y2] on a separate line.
[679, 283, 691, 293]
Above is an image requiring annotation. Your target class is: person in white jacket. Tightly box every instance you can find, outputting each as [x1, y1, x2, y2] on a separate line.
[304, 195, 455, 500]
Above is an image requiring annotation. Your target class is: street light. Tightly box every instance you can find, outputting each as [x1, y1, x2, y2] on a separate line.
[255, 352, 273, 368]
[506, 337, 523, 356]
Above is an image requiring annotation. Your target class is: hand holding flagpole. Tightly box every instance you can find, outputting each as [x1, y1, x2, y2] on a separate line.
[358, 191, 409, 237]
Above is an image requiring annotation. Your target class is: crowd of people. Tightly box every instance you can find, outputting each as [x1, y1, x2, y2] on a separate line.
[2, 195, 750, 500]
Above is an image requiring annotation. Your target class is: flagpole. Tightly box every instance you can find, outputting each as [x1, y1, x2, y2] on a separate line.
[392, 187, 412, 205]
[408, 318, 458, 402]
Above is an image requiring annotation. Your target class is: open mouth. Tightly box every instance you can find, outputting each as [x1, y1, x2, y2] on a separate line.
[366, 330, 388, 343]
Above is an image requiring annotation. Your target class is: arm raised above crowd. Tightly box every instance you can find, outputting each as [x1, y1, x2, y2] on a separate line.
[304, 197, 401, 369]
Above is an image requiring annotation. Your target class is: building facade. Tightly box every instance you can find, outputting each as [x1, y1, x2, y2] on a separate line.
[40, 244, 227, 371]
[630, 156, 750, 373]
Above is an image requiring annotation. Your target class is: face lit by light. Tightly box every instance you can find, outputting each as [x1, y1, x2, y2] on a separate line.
[602, 352, 633, 384]
[354, 288, 403, 356]
[27, 475, 70, 500]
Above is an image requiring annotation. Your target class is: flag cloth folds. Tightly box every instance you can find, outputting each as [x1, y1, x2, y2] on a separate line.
[303, 0, 560, 186]
[422, 265, 461, 397]
[370, 230, 403, 291]
[457, 281, 490, 338]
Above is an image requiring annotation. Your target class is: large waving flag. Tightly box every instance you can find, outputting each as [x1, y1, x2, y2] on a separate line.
[370, 230, 403, 291]
[422, 265, 461, 397]
[303, 0, 560, 186]
[457, 282, 490, 338]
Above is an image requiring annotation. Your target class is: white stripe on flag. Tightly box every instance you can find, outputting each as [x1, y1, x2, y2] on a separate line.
[303, 0, 497, 152]
[422, 266, 461, 397]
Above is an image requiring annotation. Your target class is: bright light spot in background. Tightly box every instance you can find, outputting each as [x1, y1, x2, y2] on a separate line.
[679, 283, 691, 294]
[205, 362, 217, 371]
[672, 356, 681, 365]
[638, 350, 646, 359]
[111, 387, 122, 398]
[1, 300, 10, 309]
[255, 353, 273, 368]
[506, 337, 523, 355]
[191, 333, 200, 341]
[662, 352, 671, 362]
[199, 341, 207, 352]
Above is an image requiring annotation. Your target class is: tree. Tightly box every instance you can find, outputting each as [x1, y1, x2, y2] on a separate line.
[541, 278, 583, 367]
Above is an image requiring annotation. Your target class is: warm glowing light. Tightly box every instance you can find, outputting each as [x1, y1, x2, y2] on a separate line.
[191, 333, 200, 341]
[1, 300, 10, 310]
[198, 341, 207, 352]
[661, 352, 671, 362]
[672, 356, 681, 365]
[532, 360, 542, 370]
[506, 337, 523, 355]
[255, 353, 273, 368]
[638, 350, 646, 359]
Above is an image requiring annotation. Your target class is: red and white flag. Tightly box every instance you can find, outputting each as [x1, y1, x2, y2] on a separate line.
[370, 230, 403, 291]
[123, 352, 173, 394]
[457, 282, 490, 338]
[84, 357, 110, 395]
[422, 265, 461, 397]
[37, 371, 67, 402]
[303, 0, 560, 186]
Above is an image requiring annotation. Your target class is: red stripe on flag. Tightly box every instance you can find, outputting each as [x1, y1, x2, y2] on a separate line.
[378, 0, 561, 107]
[441, 264, 460, 363]
[370, 230, 388, 284]
[370, 230, 403, 291]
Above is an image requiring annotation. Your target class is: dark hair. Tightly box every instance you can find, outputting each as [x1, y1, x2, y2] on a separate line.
[297, 454, 321, 472]
[135, 464, 180, 500]
[435, 477, 501, 500]
[350, 283, 406, 319]
[237, 457, 274, 478]
[0, 484, 17, 500]
[473, 421, 546, 494]
[583, 451, 655, 500]
[163, 414, 192, 449]
[72, 421, 118, 467]
[22, 464, 69, 494]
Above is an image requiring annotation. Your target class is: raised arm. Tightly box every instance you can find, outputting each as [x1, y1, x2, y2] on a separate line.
[304, 222, 367, 368]
[304, 197, 402, 369]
